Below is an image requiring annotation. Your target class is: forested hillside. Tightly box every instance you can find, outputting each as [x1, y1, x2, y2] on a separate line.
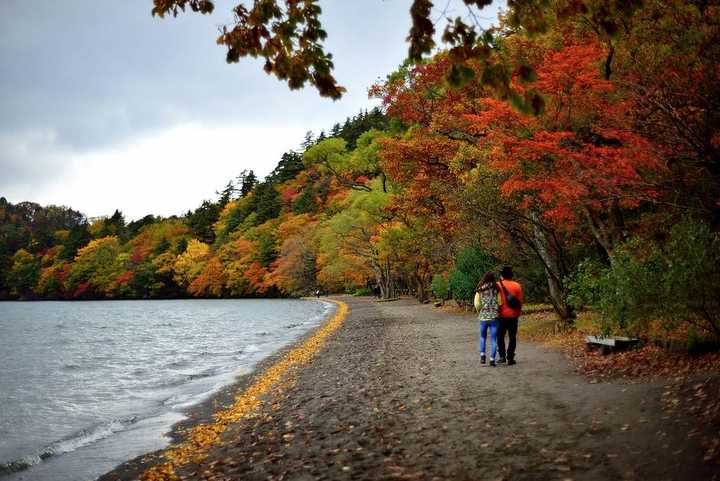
[2, 1, 719, 345]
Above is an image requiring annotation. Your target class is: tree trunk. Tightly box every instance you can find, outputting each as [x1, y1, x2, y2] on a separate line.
[412, 260, 430, 303]
[374, 258, 395, 300]
[530, 214, 576, 325]
[585, 203, 627, 266]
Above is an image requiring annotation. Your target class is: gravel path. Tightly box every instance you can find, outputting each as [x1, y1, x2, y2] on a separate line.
[103, 296, 716, 481]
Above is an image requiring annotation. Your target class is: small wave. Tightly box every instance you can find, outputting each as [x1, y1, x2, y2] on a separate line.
[166, 359, 190, 369]
[186, 367, 218, 381]
[149, 367, 220, 391]
[62, 363, 82, 370]
[151, 375, 187, 389]
[284, 323, 303, 329]
[0, 416, 139, 476]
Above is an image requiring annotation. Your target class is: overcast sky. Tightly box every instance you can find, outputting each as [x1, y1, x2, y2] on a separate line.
[1, 0, 502, 220]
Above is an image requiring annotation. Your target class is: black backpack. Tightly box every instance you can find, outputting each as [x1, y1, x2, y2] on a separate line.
[499, 281, 522, 310]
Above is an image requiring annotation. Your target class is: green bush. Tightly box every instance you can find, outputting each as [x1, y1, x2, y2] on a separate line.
[353, 287, 374, 296]
[568, 219, 720, 339]
[448, 246, 496, 304]
[431, 273, 449, 300]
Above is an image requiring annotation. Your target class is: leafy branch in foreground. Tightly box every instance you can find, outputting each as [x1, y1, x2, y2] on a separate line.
[151, 0, 643, 107]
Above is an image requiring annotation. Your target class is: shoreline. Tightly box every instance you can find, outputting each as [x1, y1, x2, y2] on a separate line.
[96, 297, 343, 481]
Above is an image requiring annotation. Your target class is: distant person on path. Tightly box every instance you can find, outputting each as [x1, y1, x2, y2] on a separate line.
[475, 271, 502, 367]
[496, 265, 524, 365]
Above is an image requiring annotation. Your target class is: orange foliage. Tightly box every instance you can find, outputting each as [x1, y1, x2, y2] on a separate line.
[188, 257, 227, 297]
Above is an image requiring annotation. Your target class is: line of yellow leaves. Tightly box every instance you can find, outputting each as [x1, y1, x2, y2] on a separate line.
[140, 299, 348, 481]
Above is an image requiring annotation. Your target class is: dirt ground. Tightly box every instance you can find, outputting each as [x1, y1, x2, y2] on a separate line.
[100, 296, 719, 481]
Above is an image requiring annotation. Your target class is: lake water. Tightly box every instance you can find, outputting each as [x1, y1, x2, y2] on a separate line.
[0, 299, 334, 481]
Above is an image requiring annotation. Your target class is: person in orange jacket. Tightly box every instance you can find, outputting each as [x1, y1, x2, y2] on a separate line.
[496, 265, 524, 365]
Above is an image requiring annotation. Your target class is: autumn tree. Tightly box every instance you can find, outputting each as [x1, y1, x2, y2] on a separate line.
[67, 236, 124, 298]
[319, 181, 396, 298]
[188, 256, 227, 297]
[269, 214, 319, 295]
[7, 249, 40, 299]
[464, 40, 662, 263]
[173, 239, 210, 288]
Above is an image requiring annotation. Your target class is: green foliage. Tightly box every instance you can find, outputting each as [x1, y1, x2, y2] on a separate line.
[238, 170, 257, 197]
[67, 236, 123, 298]
[186, 200, 221, 244]
[267, 151, 304, 184]
[448, 246, 496, 304]
[303, 138, 347, 172]
[98, 210, 126, 239]
[292, 186, 317, 214]
[255, 229, 278, 267]
[337, 108, 388, 149]
[431, 273, 449, 300]
[252, 183, 281, 224]
[175, 237, 189, 255]
[353, 287, 374, 296]
[127, 215, 157, 239]
[217, 181, 236, 207]
[569, 220, 720, 338]
[7, 249, 40, 298]
[0, 199, 86, 296]
[59, 223, 92, 261]
[154, 237, 171, 255]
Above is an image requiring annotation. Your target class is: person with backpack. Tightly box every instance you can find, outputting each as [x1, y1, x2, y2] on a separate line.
[496, 265, 524, 365]
[474, 271, 502, 367]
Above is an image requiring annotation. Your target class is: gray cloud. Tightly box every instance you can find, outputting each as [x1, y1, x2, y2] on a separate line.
[1, 0, 502, 217]
[0, 0, 414, 151]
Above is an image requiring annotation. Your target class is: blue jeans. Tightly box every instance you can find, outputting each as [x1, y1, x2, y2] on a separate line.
[479, 319, 499, 360]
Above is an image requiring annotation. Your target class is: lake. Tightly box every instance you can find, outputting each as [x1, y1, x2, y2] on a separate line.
[0, 299, 334, 481]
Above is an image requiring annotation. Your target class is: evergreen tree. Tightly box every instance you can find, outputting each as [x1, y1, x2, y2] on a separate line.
[253, 183, 281, 224]
[154, 237, 171, 255]
[292, 186, 317, 214]
[238, 170, 258, 197]
[100, 209, 126, 239]
[127, 215, 157, 238]
[60, 223, 92, 260]
[217, 180, 236, 207]
[268, 151, 304, 184]
[301, 130, 315, 150]
[186, 200, 220, 244]
[330, 123, 341, 137]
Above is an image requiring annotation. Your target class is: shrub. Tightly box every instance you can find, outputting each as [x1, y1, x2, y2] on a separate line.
[568, 220, 720, 339]
[353, 287, 373, 296]
[431, 273, 449, 300]
[448, 246, 496, 304]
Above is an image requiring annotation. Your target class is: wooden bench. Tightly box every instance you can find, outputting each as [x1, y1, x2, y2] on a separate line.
[586, 335, 641, 354]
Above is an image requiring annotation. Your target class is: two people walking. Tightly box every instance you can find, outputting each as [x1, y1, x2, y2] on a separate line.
[475, 265, 523, 366]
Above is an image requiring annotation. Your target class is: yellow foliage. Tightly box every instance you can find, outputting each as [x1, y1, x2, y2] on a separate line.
[172, 239, 209, 286]
[152, 252, 177, 275]
[88, 218, 106, 237]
